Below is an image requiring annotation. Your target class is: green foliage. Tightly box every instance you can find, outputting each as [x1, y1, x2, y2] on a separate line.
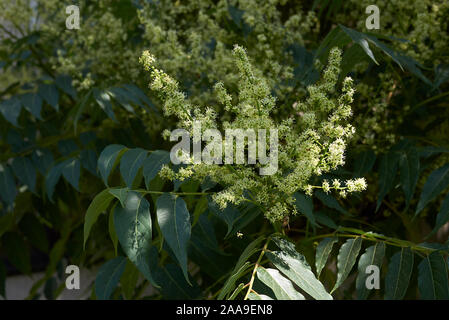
[0, 0, 448, 301]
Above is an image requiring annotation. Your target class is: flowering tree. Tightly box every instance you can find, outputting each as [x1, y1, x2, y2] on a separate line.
[0, 0, 448, 300]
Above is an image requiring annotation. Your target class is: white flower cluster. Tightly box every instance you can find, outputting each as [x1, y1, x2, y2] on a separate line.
[141, 46, 367, 222]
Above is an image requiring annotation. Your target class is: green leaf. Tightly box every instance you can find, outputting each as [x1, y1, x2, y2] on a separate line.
[430, 193, 449, 236]
[55, 75, 76, 98]
[227, 282, 245, 300]
[188, 233, 230, 278]
[293, 192, 317, 226]
[107, 87, 135, 113]
[61, 158, 81, 191]
[399, 151, 420, 207]
[121, 259, 140, 300]
[38, 83, 59, 111]
[256, 267, 305, 300]
[3, 232, 31, 274]
[44, 163, 63, 202]
[356, 242, 386, 300]
[97, 144, 127, 187]
[122, 84, 158, 114]
[418, 252, 449, 299]
[0, 211, 15, 238]
[208, 197, 240, 237]
[0, 164, 17, 205]
[315, 190, 347, 215]
[315, 237, 338, 277]
[20, 93, 42, 120]
[385, 247, 414, 300]
[11, 157, 37, 193]
[119, 148, 148, 188]
[83, 189, 115, 248]
[247, 292, 273, 300]
[156, 193, 191, 283]
[315, 211, 338, 230]
[226, 202, 261, 238]
[267, 250, 333, 300]
[0, 97, 22, 126]
[272, 237, 299, 257]
[95, 256, 127, 300]
[416, 163, 449, 216]
[93, 88, 116, 121]
[19, 213, 49, 253]
[32, 148, 54, 175]
[114, 191, 158, 286]
[73, 90, 92, 134]
[154, 264, 202, 299]
[143, 150, 170, 189]
[109, 187, 130, 208]
[80, 149, 98, 176]
[193, 214, 218, 250]
[218, 236, 265, 300]
[353, 149, 376, 177]
[332, 237, 362, 292]
[338, 25, 432, 85]
[58, 139, 78, 156]
[108, 206, 119, 255]
[339, 25, 378, 64]
[376, 151, 400, 211]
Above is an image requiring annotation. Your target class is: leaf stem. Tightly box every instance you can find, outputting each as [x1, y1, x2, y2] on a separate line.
[243, 237, 271, 300]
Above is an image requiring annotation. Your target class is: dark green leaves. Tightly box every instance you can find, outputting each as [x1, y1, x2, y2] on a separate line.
[356, 242, 385, 300]
[44, 163, 63, 201]
[154, 264, 201, 299]
[430, 193, 449, 236]
[377, 151, 400, 211]
[61, 158, 81, 191]
[143, 150, 171, 188]
[11, 157, 36, 193]
[156, 193, 191, 283]
[55, 75, 76, 98]
[267, 250, 333, 300]
[293, 192, 316, 226]
[385, 247, 414, 300]
[0, 164, 17, 205]
[256, 267, 305, 300]
[416, 163, 449, 216]
[418, 252, 449, 300]
[119, 148, 148, 188]
[83, 189, 115, 248]
[0, 97, 21, 127]
[95, 256, 127, 300]
[93, 88, 116, 121]
[399, 151, 420, 207]
[19, 213, 49, 253]
[114, 191, 157, 286]
[20, 93, 43, 120]
[38, 83, 59, 111]
[353, 149, 376, 177]
[98, 144, 127, 186]
[209, 198, 240, 237]
[218, 236, 265, 300]
[332, 237, 362, 292]
[315, 237, 338, 277]
[3, 232, 31, 274]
